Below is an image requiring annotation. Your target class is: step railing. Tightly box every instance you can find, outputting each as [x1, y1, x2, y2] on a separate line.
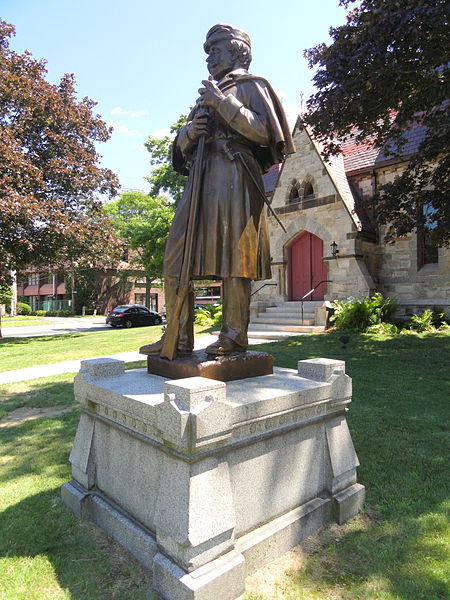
[300, 280, 332, 325]
[250, 282, 277, 298]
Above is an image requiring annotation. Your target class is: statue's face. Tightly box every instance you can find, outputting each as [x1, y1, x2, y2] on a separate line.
[206, 41, 236, 80]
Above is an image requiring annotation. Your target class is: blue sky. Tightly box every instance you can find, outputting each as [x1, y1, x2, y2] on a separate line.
[2, 0, 348, 191]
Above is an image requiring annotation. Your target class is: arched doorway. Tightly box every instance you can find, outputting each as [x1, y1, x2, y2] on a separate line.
[288, 231, 328, 300]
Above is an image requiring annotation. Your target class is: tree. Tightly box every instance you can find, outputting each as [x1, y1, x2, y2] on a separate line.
[144, 114, 187, 205]
[304, 0, 449, 245]
[0, 21, 122, 275]
[104, 191, 174, 306]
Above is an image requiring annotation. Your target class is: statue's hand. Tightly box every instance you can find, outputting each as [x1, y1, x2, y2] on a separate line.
[198, 79, 225, 110]
[185, 112, 209, 142]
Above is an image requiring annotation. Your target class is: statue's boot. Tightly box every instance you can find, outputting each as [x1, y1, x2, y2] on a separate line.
[139, 277, 194, 357]
[139, 335, 193, 356]
[205, 335, 247, 356]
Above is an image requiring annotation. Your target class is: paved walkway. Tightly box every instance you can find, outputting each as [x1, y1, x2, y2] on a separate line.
[0, 333, 293, 385]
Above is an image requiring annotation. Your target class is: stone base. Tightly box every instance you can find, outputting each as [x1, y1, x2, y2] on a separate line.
[146, 349, 273, 382]
[62, 357, 364, 600]
[62, 481, 365, 600]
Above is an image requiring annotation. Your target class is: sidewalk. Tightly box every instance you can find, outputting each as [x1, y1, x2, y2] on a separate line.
[0, 333, 288, 385]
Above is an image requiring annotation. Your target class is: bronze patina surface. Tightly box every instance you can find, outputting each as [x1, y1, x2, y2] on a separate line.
[146, 350, 273, 382]
[139, 23, 294, 361]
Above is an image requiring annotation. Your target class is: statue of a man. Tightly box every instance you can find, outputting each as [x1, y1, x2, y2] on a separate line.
[141, 24, 294, 358]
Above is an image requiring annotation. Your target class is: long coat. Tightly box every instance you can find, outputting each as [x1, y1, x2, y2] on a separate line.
[164, 69, 294, 282]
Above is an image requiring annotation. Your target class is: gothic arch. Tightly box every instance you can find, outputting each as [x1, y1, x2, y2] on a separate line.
[272, 213, 331, 262]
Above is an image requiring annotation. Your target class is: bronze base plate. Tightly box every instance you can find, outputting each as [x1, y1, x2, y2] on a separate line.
[146, 349, 273, 382]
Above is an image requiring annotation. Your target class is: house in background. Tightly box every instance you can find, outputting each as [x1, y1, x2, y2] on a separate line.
[17, 265, 165, 315]
[251, 118, 449, 332]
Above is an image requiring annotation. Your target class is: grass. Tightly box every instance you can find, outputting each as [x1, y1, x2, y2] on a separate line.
[0, 324, 212, 372]
[1, 320, 47, 327]
[0, 326, 165, 372]
[0, 330, 449, 599]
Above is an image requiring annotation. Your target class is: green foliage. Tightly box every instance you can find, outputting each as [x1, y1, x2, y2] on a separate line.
[366, 322, 399, 336]
[408, 309, 434, 332]
[145, 114, 188, 205]
[43, 310, 72, 317]
[213, 304, 223, 326]
[0, 278, 13, 305]
[304, 0, 450, 246]
[194, 309, 214, 326]
[104, 191, 174, 293]
[0, 21, 121, 272]
[431, 307, 450, 329]
[16, 301, 31, 315]
[33, 310, 46, 317]
[193, 304, 223, 327]
[331, 293, 398, 332]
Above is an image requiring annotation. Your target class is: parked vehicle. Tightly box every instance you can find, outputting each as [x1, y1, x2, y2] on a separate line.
[159, 304, 205, 320]
[106, 305, 163, 328]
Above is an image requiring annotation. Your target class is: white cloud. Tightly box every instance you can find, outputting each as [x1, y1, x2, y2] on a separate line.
[110, 106, 149, 118]
[150, 127, 172, 139]
[107, 120, 140, 137]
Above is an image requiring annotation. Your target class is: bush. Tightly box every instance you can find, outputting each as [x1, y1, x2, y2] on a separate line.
[330, 293, 398, 332]
[194, 308, 214, 326]
[213, 305, 223, 327]
[431, 307, 450, 329]
[44, 309, 72, 317]
[33, 310, 47, 317]
[408, 310, 434, 332]
[366, 322, 399, 335]
[16, 301, 32, 315]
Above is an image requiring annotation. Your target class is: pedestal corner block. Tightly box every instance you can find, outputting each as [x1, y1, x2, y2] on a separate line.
[298, 358, 345, 381]
[79, 357, 125, 379]
[333, 483, 366, 524]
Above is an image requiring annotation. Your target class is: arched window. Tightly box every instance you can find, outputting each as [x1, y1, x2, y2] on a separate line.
[303, 182, 314, 199]
[289, 184, 300, 203]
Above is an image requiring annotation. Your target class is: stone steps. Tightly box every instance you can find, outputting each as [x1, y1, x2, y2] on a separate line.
[249, 323, 325, 333]
[250, 300, 325, 334]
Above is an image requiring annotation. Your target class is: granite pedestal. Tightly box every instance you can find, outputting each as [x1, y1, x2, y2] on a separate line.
[62, 357, 364, 600]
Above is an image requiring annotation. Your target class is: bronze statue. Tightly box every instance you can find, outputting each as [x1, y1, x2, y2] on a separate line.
[140, 23, 294, 360]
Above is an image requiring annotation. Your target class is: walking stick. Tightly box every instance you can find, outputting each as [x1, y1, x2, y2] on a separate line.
[160, 135, 205, 360]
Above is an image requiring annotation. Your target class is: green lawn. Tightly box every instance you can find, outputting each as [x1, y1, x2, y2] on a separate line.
[0, 326, 165, 371]
[0, 325, 214, 372]
[1, 319, 47, 327]
[0, 331, 449, 599]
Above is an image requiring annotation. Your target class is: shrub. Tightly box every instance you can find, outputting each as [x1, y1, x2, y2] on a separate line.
[34, 310, 47, 317]
[330, 293, 398, 332]
[16, 301, 32, 315]
[194, 309, 214, 326]
[366, 322, 399, 335]
[431, 307, 450, 329]
[213, 305, 223, 327]
[408, 310, 434, 332]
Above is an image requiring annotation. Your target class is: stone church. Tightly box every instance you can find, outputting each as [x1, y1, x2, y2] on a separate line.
[250, 118, 449, 331]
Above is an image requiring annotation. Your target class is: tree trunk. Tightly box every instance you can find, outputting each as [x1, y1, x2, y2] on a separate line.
[145, 276, 154, 309]
[71, 270, 76, 314]
[10, 270, 17, 316]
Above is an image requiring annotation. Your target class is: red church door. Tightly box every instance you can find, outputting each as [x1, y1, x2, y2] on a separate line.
[289, 232, 327, 300]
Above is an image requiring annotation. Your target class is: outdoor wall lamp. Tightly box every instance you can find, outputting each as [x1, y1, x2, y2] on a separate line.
[330, 241, 339, 258]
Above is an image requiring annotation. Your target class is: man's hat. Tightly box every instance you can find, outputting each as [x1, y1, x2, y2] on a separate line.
[204, 24, 251, 53]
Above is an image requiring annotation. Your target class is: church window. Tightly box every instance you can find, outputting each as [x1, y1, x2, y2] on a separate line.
[417, 203, 439, 269]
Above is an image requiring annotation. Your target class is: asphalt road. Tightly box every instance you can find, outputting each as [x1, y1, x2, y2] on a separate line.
[1, 316, 112, 338]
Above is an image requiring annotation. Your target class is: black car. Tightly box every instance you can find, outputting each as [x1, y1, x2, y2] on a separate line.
[106, 305, 163, 328]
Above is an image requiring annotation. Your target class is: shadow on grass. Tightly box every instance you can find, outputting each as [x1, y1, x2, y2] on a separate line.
[0, 332, 85, 346]
[1, 332, 449, 599]
[248, 331, 450, 599]
[0, 411, 157, 600]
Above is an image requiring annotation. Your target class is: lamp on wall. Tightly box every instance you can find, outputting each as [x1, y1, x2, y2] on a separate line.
[330, 241, 339, 258]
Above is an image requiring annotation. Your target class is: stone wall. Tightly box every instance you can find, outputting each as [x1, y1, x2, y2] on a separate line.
[255, 125, 449, 311]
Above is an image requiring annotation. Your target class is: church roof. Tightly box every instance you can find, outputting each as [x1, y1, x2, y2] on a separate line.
[342, 124, 427, 174]
[261, 120, 426, 233]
